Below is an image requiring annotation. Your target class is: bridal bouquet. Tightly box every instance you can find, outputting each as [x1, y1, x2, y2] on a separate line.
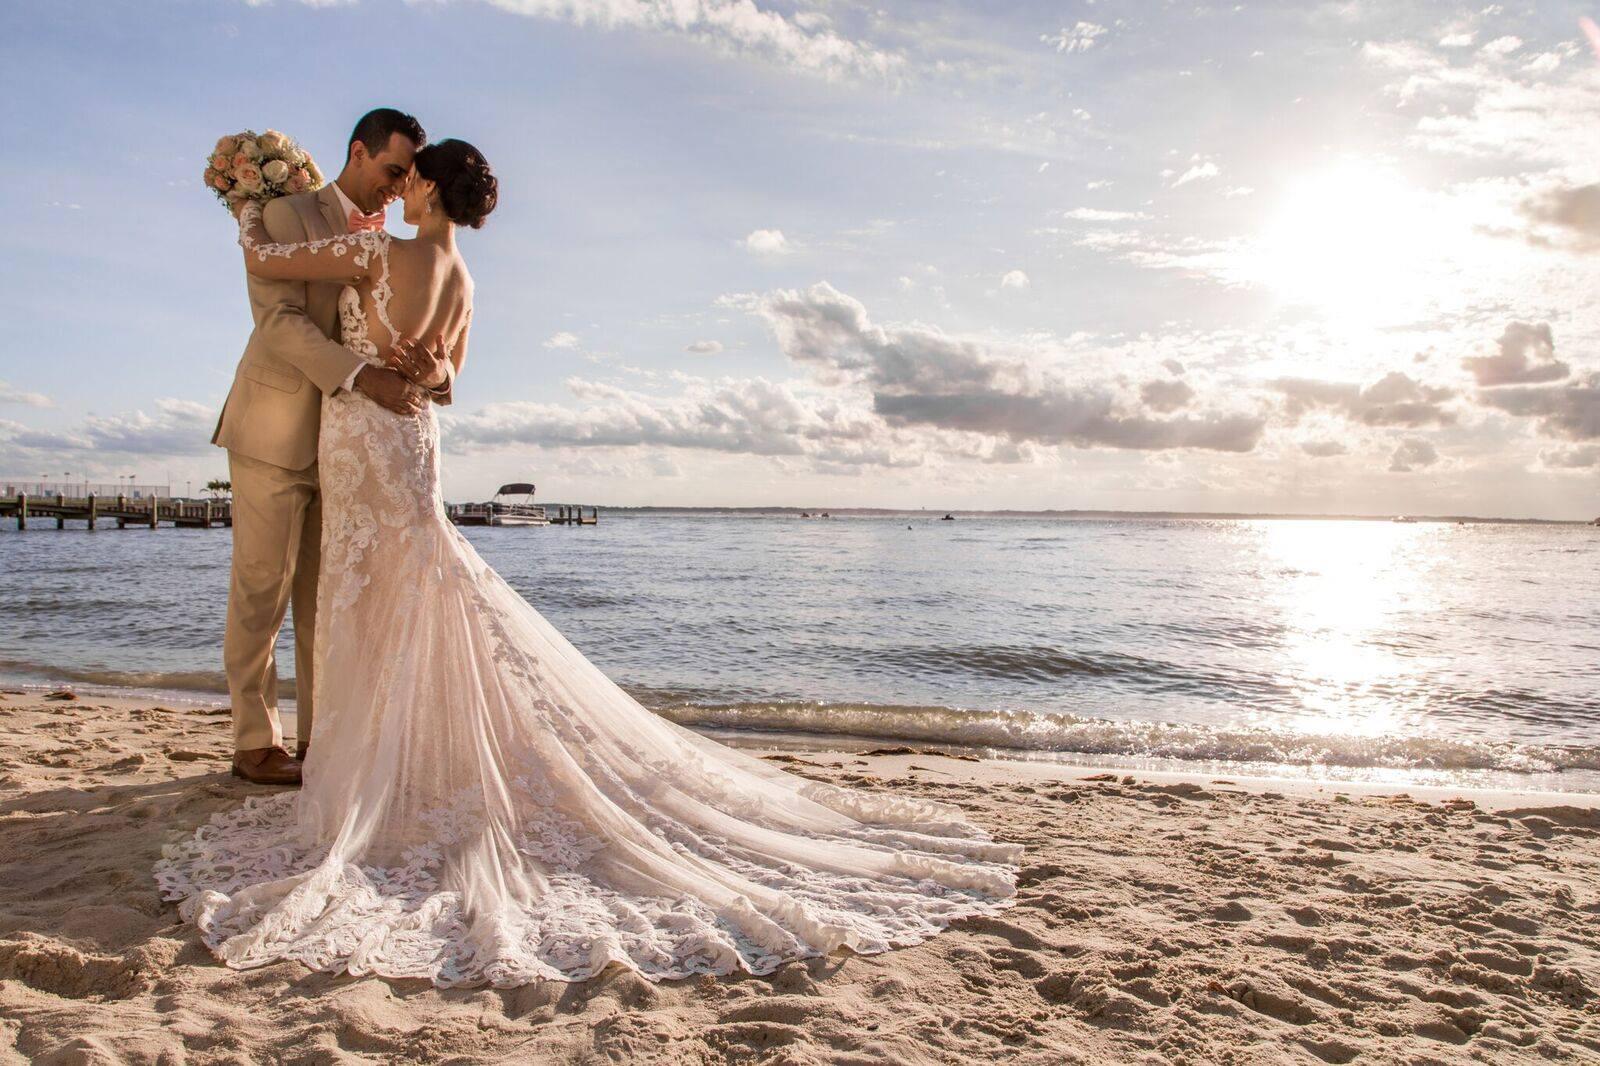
[203, 129, 323, 209]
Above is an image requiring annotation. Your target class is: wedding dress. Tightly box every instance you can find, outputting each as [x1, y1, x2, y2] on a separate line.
[155, 205, 1020, 987]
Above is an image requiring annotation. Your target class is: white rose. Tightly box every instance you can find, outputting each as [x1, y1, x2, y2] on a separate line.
[261, 159, 290, 184]
[237, 138, 262, 160]
[258, 131, 288, 154]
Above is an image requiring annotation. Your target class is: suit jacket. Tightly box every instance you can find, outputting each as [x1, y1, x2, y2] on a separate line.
[213, 186, 362, 471]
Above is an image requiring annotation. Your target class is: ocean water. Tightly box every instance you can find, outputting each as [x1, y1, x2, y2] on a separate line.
[3, 514, 1598, 791]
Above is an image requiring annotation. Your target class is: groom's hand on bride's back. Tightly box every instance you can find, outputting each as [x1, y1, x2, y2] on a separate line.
[353, 365, 425, 415]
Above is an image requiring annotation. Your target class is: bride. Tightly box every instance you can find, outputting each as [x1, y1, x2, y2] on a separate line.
[156, 139, 1021, 987]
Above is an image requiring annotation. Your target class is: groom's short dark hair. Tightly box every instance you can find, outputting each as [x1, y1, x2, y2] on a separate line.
[347, 108, 426, 162]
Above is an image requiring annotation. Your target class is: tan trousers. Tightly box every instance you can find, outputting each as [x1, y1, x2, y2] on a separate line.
[224, 450, 320, 752]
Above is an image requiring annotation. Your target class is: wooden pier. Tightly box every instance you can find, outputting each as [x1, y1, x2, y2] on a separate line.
[548, 505, 598, 526]
[0, 493, 232, 530]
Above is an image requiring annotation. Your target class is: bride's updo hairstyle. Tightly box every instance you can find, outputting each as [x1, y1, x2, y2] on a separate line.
[414, 139, 498, 229]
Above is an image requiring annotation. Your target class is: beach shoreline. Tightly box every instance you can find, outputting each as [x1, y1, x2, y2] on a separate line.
[5, 680, 1598, 804]
[2, 691, 1597, 1063]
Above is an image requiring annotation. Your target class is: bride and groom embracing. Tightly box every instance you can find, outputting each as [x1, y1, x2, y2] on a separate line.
[158, 107, 1020, 987]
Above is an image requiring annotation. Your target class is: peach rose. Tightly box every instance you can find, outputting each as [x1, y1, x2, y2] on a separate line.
[258, 131, 288, 154]
[290, 167, 311, 192]
[233, 163, 264, 192]
[231, 152, 249, 170]
[237, 138, 261, 160]
[261, 159, 290, 184]
[210, 172, 231, 192]
[214, 135, 238, 156]
[210, 153, 229, 172]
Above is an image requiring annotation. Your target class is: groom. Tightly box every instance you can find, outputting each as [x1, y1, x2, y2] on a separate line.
[212, 107, 441, 786]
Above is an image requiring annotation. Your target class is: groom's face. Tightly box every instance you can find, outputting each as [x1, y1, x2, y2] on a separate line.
[350, 132, 420, 213]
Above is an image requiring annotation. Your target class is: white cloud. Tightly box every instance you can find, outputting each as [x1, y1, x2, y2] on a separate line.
[447, 376, 928, 469]
[1462, 322, 1568, 387]
[4, 398, 216, 460]
[1477, 374, 1600, 441]
[1523, 51, 1565, 75]
[752, 281, 1265, 453]
[1439, 32, 1475, 48]
[480, 0, 902, 83]
[1389, 437, 1440, 472]
[1540, 444, 1600, 469]
[685, 340, 724, 355]
[0, 381, 52, 408]
[1059, 207, 1150, 222]
[1273, 373, 1457, 428]
[1479, 35, 1522, 58]
[744, 228, 792, 255]
[1041, 21, 1107, 54]
[543, 331, 580, 349]
[1169, 159, 1219, 187]
[1000, 269, 1030, 289]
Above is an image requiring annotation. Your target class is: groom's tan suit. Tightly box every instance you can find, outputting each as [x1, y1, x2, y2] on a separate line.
[214, 186, 363, 753]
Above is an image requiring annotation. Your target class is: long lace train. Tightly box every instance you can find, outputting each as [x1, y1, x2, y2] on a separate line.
[156, 207, 1021, 987]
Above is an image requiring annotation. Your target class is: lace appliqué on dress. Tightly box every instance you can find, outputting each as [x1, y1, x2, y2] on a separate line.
[158, 201, 1022, 989]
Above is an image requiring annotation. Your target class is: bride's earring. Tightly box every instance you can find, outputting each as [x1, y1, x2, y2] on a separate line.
[425, 198, 433, 216]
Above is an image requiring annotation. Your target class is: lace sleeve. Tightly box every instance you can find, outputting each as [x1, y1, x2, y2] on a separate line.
[237, 200, 388, 282]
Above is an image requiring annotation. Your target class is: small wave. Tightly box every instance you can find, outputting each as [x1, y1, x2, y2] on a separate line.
[864, 643, 1289, 702]
[0, 660, 235, 695]
[652, 700, 1600, 775]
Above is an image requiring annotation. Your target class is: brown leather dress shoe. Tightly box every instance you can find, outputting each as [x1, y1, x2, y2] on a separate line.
[232, 746, 302, 786]
[295, 742, 309, 762]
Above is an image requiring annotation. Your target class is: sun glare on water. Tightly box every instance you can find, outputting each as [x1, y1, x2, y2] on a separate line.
[1259, 163, 1449, 326]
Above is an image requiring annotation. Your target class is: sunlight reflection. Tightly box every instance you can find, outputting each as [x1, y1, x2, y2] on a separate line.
[1252, 520, 1440, 739]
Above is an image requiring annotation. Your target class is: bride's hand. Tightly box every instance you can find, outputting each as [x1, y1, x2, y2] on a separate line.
[386, 336, 449, 390]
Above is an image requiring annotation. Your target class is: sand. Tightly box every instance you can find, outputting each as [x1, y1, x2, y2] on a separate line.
[1, 692, 1597, 1065]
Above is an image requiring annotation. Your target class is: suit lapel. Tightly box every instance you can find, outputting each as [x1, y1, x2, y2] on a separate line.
[315, 184, 347, 236]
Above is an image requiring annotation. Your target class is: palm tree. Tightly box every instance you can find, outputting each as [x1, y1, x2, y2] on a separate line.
[204, 478, 232, 499]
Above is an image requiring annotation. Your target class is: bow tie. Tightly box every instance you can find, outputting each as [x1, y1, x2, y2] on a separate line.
[348, 208, 386, 233]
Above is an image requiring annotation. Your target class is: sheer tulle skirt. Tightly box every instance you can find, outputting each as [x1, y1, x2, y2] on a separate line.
[156, 392, 1021, 987]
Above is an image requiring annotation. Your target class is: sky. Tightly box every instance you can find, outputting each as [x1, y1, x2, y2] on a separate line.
[2, 0, 1599, 518]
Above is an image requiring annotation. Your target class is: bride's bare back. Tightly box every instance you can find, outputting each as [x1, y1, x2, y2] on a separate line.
[365, 237, 472, 371]
[236, 201, 472, 380]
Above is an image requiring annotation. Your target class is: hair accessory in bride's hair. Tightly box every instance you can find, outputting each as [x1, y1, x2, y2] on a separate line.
[414, 139, 499, 230]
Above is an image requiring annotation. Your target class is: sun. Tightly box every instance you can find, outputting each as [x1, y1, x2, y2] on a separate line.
[1259, 162, 1445, 325]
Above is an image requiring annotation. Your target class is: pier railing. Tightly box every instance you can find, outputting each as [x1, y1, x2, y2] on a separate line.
[2, 480, 170, 500]
[0, 493, 231, 530]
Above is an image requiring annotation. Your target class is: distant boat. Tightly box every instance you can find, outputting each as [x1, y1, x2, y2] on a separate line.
[487, 483, 548, 526]
[1392, 515, 1416, 524]
[941, 513, 956, 521]
[451, 483, 548, 527]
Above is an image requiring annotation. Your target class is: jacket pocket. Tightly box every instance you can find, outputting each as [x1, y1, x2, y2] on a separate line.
[243, 363, 304, 394]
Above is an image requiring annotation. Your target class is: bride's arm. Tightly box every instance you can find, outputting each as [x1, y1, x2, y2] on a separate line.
[234, 200, 381, 283]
